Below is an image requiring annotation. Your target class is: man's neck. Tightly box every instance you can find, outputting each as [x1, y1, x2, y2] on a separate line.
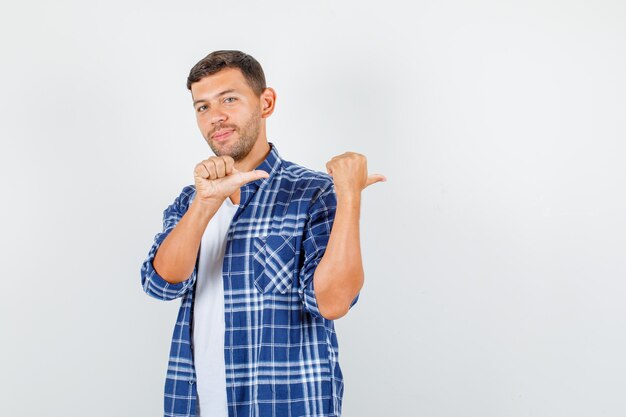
[234, 139, 271, 172]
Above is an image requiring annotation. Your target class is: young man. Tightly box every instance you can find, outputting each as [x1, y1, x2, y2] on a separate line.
[140, 50, 385, 417]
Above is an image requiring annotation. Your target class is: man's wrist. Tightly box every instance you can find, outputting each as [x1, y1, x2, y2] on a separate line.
[190, 197, 222, 219]
[334, 189, 362, 210]
[335, 188, 361, 202]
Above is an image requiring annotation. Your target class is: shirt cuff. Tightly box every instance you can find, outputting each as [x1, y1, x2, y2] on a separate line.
[141, 237, 195, 301]
[299, 259, 323, 319]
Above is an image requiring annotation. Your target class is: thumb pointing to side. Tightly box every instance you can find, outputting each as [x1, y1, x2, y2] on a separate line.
[231, 167, 270, 186]
[365, 173, 387, 188]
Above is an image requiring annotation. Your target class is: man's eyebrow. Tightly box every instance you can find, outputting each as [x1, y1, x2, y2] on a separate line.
[193, 88, 238, 106]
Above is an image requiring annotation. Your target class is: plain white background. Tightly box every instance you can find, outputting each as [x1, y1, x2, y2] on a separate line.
[2, 1, 625, 416]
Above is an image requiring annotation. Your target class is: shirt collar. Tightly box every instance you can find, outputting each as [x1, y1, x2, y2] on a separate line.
[247, 141, 281, 185]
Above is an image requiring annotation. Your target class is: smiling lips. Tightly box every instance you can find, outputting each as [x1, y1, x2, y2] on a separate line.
[212, 129, 235, 141]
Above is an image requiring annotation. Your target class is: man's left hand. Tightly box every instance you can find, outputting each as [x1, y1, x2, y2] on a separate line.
[325, 152, 386, 196]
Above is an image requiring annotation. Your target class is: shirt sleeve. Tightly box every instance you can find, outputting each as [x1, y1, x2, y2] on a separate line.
[297, 182, 360, 319]
[140, 186, 197, 301]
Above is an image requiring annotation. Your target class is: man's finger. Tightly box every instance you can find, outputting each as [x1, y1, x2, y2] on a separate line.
[224, 157, 235, 175]
[365, 173, 386, 188]
[214, 157, 226, 178]
[201, 161, 217, 179]
[194, 163, 210, 179]
[234, 169, 270, 186]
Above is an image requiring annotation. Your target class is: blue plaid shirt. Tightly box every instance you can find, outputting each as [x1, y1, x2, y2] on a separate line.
[141, 142, 359, 417]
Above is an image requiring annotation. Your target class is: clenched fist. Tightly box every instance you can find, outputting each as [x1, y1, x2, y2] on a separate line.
[193, 155, 269, 204]
[325, 152, 386, 196]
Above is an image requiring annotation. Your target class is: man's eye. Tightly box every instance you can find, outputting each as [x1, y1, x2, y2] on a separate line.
[224, 97, 236, 103]
[197, 105, 207, 112]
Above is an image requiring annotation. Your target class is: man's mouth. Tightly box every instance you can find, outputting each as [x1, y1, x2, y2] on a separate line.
[212, 129, 235, 141]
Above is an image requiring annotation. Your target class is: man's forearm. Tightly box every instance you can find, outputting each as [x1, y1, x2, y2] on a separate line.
[313, 192, 364, 320]
[152, 199, 221, 284]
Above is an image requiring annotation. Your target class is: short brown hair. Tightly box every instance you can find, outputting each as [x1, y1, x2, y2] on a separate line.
[186, 50, 267, 96]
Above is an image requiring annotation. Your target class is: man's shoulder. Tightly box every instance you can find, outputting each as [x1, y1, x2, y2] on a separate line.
[279, 158, 334, 191]
[172, 184, 197, 209]
[180, 184, 196, 196]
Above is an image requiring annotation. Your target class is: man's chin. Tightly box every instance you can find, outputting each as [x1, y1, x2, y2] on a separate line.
[208, 138, 254, 162]
[210, 148, 244, 162]
[208, 142, 231, 157]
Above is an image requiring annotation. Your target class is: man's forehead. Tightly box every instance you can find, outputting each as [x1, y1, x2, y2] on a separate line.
[191, 68, 250, 99]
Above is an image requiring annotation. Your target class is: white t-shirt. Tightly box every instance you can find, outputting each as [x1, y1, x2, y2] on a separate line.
[193, 197, 238, 417]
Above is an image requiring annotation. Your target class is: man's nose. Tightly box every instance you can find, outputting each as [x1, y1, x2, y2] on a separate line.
[209, 107, 227, 124]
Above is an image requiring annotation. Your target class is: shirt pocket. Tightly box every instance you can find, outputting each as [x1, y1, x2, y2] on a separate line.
[252, 234, 297, 295]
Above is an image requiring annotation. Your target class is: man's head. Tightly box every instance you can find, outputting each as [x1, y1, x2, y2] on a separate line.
[187, 50, 275, 163]
[187, 50, 266, 95]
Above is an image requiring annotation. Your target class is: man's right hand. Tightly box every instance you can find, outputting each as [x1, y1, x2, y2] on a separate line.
[193, 155, 269, 204]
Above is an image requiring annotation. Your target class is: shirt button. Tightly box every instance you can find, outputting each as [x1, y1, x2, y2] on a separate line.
[189, 378, 195, 384]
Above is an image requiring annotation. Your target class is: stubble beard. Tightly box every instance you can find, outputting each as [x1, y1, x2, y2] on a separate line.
[208, 112, 262, 162]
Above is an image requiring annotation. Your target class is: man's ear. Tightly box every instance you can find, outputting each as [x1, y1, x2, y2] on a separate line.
[260, 87, 276, 118]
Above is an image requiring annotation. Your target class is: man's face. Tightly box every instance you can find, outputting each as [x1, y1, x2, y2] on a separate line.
[191, 67, 263, 161]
